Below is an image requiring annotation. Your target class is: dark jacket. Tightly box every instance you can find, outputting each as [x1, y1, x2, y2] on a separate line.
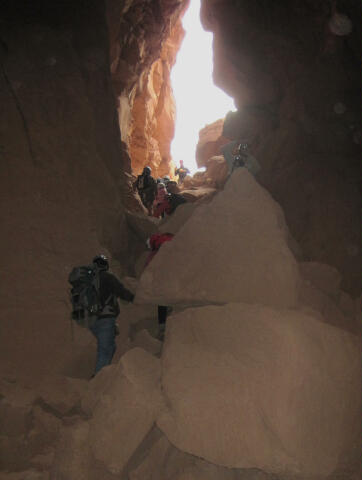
[98, 271, 134, 318]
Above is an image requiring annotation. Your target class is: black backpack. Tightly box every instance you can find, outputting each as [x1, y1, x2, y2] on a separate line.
[68, 265, 102, 328]
[167, 192, 187, 214]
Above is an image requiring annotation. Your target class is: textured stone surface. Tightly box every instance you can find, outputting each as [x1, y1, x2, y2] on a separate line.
[203, 155, 229, 188]
[136, 169, 299, 308]
[159, 203, 198, 235]
[0, 379, 37, 437]
[132, 329, 162, 356]
[0, 377, 63, 472]
[196, 119, 229, 167]
[201, 0, 361, 294]
[300, 262, 342, 298]
[89, 348, 163, 474]
[128, 21, 183, 178]
[0, 2, 131, 379]
[109, 0, 186, 178]
[0, 471, 49, 480]
[298, 279, 361, 336]
[50, 421, 92, 480]
[157, 303, 361, 477]
[129, 432, 276, 480]
[180, 187, 217, 203]
[35, 376, 87, 416]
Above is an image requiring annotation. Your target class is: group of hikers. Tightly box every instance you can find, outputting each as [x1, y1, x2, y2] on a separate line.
[133, 160, 189, 217]
[69, 144, 260, 377]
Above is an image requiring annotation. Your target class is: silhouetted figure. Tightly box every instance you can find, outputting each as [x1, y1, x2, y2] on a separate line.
[69, 254, 134, 376]
[221, 142, 260, 177]
[175, 160, 190, 184]
[133, 166, 157, 214]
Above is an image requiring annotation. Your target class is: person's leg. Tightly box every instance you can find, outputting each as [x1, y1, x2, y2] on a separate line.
[89, 317, 116, 374]
[158, 306, 168, 326]
[157, 306, 168, 341]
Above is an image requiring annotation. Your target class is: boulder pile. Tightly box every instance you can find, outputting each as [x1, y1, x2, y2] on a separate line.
[1, 171, 360, 480]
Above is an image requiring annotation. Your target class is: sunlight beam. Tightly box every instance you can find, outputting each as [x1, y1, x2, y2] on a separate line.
[170, 0, 235, 175]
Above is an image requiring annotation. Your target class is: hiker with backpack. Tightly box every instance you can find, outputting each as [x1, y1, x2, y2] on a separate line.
[163, 176, 179, 194]
[69, 254, 134, 376]
[133, 166, 157, 215]
[175, 160, 190, 185]
[152, 183, 187, 218]
[145, 233, 174, 340]
[221, 141, 261, 177]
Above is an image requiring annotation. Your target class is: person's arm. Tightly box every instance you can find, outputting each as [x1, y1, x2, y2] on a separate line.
[108, 274, 134, 302]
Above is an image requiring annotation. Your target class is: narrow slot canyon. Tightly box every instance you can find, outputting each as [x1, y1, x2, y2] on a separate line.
[0, 1, 361, 479]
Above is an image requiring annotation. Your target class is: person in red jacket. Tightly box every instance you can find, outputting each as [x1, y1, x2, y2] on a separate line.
[145, 232, 174, 266]
[145, 232, 174, 339]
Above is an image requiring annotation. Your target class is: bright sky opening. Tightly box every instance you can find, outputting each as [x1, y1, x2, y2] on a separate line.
[170, 0, 235, 174]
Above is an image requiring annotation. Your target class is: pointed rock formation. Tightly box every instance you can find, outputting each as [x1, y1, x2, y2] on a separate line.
[136, 169, 299, 308]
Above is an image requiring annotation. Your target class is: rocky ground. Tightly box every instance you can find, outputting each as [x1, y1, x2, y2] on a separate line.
[1, 170, 360, 480]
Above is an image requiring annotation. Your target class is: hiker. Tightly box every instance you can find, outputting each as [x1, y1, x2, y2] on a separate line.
[69, 254, 134, 376]
[167, 191, 187, 214]
[175, 160, 190, 184]
[221, 141, 260, 177]
[145, 233, 174, 339]
[133, 166, 157, 214]
[163, 175, 178, 193]
[162, 175, 171, 186]
[152, 182, 171, 218]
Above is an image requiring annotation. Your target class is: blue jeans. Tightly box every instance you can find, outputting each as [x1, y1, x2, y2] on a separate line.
[89, 317, 116, 374]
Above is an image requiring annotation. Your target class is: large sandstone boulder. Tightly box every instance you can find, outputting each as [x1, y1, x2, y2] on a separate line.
[157, 303, 361, 478]
[132, 329, 162, 356]
[298, 279, 361, 336]
[136, 169, 300, 308]
[299, 262, 342, 298]
[129, 431, 275, 480]
[35, 376, 87, 416]
[203, 155, 229, 188]
[195, 119, 229, 167]
[180, 187, 217, 203]
[50, 421, 92, 480]
[89, 348, 163, 474]
[159, 203, 198, 235]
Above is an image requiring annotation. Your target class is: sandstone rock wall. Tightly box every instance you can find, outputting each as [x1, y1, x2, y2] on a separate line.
[0, 0, 132, 379]
[128, 20, 185, 177]
[196, 118, 229, 167]
[200, 0, 362, 294]
[0, 0, 189, 379]
[107, 0, 187, 178]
